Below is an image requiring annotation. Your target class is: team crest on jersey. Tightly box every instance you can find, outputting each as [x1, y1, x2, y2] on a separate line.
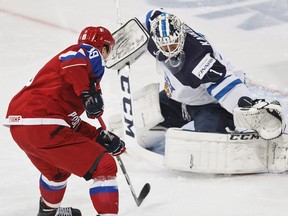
[164, 75, 175, 97]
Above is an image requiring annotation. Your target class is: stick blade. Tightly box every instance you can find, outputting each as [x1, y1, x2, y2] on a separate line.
[137, 183, 151, 206]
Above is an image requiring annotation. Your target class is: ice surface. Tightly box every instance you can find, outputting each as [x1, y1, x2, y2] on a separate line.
[1, 0, 288, 215]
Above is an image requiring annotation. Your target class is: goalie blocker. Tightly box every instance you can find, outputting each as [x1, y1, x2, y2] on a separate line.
[106, 18, 149, 70]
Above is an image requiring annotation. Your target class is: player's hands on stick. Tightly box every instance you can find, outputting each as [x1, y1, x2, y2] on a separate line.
[96, 128, 126, 156]
[81, 89, 104, 119]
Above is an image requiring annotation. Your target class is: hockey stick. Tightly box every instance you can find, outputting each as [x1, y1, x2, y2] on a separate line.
[98, 116, 151, 206]
[115, 0, 122, 26]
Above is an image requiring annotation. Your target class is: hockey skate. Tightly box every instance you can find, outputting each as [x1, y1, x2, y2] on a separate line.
[37, 197, 82, 216]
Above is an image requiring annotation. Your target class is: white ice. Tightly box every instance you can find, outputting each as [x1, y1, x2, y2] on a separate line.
[1, 0, 288, 215]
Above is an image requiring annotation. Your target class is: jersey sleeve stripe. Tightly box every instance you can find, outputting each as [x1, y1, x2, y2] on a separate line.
[62, 63, 86, 69]
[207, 75, 243, 100]
[59, 49, 86, 62]
[213, 79, 242, 100]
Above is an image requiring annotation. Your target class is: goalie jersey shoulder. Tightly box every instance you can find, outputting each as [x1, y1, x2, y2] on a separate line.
[147, 22, 251, 111]
[147, 27, 227, 88]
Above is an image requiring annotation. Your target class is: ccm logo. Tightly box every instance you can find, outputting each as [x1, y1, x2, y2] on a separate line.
[230, 133, 260, 140]
[120, 74, 135, 138]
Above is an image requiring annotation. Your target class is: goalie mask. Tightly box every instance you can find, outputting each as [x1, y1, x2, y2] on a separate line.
[78, 26, 115, 53]
[150, 12, 186, 59]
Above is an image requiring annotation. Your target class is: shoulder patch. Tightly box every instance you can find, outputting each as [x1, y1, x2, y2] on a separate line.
[191, 53, 216, 79]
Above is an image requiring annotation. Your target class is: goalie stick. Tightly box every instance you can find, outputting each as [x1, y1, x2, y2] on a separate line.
[98, 116, 151, 206]
[105, 0, 150, 205]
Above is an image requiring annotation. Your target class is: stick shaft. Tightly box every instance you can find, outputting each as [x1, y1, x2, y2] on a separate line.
[115, 0, 122, 26]
[97, 116, 140, 205]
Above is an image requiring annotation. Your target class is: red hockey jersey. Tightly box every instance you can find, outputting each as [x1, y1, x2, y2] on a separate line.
[5, 43, 105, 129]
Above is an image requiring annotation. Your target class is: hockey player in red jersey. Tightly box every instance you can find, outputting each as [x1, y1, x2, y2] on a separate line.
[4, 26, 125, 216]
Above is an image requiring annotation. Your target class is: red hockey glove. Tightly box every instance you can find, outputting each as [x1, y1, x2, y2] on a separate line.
[81, 90, 104, 119]
[96, 128, 126, 156]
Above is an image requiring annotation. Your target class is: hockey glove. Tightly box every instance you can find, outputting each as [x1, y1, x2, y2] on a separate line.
[234, 96, 285, 140]
[96, 128, 126, 156]
[81, 90, 104, 119]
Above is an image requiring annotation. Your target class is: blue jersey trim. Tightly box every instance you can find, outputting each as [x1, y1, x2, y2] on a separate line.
[207, 75, 231, 95]
[213, 79, 242, 100]
[40, 177, 66, 191]
[79, 44, 105, 79]
[89, 186, 118, 195]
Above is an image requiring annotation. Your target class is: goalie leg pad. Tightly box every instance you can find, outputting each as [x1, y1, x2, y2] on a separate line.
[133, 83, 164, 133]
[107, 83, 164, 149]
[107, 113, 124, 138]
[267, 134, 288, 173]
[164, 128, 270, 174]
[165, 128, 288, 174]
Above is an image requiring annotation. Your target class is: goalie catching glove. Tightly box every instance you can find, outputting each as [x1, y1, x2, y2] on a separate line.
[234, 96, 286, 140]
[96, 128, 126, 156]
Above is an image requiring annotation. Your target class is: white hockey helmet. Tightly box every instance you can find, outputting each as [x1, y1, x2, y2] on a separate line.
[150, 12, 186, 58]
